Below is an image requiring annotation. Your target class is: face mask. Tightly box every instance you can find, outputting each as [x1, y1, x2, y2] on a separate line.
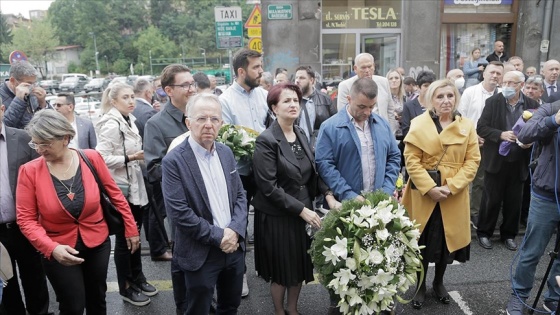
[502, 87, 516, 99]
[454, 77, 465, 90]
[156, 87, 167, 97]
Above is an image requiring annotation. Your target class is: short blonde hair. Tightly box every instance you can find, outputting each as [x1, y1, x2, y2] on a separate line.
[423, 79, 461, 112]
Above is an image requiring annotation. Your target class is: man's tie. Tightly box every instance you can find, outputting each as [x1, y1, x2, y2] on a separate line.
[550, 85, 557, 95]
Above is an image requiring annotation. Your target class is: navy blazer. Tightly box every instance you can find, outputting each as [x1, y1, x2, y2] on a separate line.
[252, 121, 321, 216]
[75, 116, 97, 149]
[132, 99, 157, 142]
[161, 138, 247, 271]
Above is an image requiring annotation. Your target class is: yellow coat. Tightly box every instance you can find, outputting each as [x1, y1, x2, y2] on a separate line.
[402, 111, 480, 253]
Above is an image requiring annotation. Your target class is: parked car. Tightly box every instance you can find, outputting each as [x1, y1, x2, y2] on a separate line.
[39, 80, 60, 94]
[59, 76, 89, 94]
[109, 76, 128, 87]
[84, 78, 109, 93]
[74, 97, 101, 120]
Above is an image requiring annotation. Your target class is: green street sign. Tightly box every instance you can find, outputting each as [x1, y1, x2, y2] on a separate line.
[268, 4, 293, 20]
[215, 6, 243, 49]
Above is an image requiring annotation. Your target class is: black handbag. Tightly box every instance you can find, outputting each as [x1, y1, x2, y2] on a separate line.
[77, 150, 124, 235]
[411, 146, 448, 190]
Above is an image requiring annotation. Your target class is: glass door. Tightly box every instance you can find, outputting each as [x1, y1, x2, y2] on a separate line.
[361, 35, 400, 77]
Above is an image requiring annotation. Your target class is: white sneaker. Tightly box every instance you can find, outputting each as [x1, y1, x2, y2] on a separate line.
[242, 274, 249, 297]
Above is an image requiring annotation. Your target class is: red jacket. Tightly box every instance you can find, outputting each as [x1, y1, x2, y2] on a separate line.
[16, 149, 138, 259]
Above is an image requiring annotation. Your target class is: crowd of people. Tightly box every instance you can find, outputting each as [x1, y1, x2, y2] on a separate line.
[0, 41, 559, 315]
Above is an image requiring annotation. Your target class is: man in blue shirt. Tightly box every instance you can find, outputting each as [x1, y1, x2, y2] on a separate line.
[316, 77, 401, 201]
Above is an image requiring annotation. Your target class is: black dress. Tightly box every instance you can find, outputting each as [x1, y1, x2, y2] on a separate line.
[254, 137, 315, 286]
[418, 112, 470, 264]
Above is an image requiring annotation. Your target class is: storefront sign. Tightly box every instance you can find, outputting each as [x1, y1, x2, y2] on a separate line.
[215, 6, 243, 49]
[322, 1, 401, 29]
[444, 0, 513, 5]
[268, 4, 293, 20]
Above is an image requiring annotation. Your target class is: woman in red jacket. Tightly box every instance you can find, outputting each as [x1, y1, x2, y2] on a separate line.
[16, 110, 139, 315]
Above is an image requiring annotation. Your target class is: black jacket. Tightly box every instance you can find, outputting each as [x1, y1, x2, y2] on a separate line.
[486, 52, 509, 63]
[296, 89, 336, 149]
[477, 92, 539, 179]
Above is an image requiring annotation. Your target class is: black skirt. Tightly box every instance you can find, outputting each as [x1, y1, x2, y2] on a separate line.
[254, 210, 315, 286]
[418, 204, 470, 264]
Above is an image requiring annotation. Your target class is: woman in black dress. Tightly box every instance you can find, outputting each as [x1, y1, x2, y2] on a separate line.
[252, 84, 339, 315]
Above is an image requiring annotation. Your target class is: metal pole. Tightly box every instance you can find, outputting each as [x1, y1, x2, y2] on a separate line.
[181, 45, 185, 65]
[228, 49, 233, 85]
[199, 48, 206, 67]
[539, 0, 554, 66]
[89, 32, 100, 76]
[149, 50, 153, 75]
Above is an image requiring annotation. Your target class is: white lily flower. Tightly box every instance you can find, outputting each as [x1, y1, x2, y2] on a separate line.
[334, 268, 356, 287]
[322, 245, 339, 265]
[377, 204, 394, 224]
[331, 236, 348, 260]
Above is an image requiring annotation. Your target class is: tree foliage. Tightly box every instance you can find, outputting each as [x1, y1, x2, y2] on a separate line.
[3, 19, 59, 77]
[0, 12, 14, 63]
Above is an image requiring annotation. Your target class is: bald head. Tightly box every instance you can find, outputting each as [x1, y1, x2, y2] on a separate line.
[446, 69, 464, 81]
[494, 41, 504, 54]
[543, 59, 560, 85]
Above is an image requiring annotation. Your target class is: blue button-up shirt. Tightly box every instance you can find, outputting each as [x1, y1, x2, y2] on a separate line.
[219, 81, 268, 176]
[188, 136, 231, 228]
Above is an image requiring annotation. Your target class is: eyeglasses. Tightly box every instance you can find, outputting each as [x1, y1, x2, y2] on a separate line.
[169, 82, 197, 90]
[53, 103, 70, 107]
[502, 81, 523, 87]
[191, 116, 221, 125]
[28, 141, 54, 150]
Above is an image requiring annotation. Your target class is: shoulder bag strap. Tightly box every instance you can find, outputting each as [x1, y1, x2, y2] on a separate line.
[433, 146, 449, 171]
[77, 149, 109, 197]
[120, 127, 130, 182]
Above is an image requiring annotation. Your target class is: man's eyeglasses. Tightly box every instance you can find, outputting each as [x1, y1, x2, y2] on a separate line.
[28, 141, 53, 150]
[169, 82, 197, 90]
[191, 116, 221, 125]
[53, 103, 70, 108]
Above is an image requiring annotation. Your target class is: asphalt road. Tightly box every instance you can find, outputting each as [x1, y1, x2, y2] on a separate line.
[42, 214, 557, 315]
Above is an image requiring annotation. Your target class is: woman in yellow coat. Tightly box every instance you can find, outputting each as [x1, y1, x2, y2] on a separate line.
[402, 79, 480, 310]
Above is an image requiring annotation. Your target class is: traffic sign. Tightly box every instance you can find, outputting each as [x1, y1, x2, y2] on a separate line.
[9, 50, 28, 65]
[248, 37, 262, 53]
[247, 27, 262, 38]
[214, 6, 243, 49]
[244, 5, 262, 28]
[268, 4, 293, 20]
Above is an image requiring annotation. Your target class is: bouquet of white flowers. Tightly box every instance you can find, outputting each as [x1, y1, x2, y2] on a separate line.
[216, 124, 259, 161]
[310, 191, 424, 314]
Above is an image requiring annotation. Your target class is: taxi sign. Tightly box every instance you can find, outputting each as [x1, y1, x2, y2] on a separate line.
[248, 37, 262, 53]
[244, 5, 262, 28]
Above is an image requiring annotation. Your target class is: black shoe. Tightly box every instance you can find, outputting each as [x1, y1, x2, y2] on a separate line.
[478, 236, 493, 249]
[412, 300, 424, 310]
[432, 282, 451, 304]
[504, 239, 518, 251]
[136, 281, 158, 297]
[412, 285, 426, 310]
[121, 287, 151, 306]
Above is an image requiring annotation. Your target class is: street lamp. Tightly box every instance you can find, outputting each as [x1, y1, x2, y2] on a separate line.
[199, 47, 206, 67]
[89, 32, 100, 76]
[149, 50, 153, 75]
[103, 55, 108, 72]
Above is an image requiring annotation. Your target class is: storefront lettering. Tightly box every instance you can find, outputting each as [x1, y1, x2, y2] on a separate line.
[322, 4, 401, 29]
[351, 7, 397, 21]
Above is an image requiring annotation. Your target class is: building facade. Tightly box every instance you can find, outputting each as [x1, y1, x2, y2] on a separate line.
[261, 0, 559, 81]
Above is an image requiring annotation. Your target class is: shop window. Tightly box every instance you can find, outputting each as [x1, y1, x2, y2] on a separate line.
[440, 23, 512, 77]
[322, 34, 356, 82]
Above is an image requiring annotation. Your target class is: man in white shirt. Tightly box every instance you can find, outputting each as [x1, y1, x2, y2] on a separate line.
[458, 61, 504, 227]
[336, 53, 397, 134]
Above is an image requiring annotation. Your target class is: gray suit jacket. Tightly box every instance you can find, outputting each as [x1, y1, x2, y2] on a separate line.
[144, 101, 188, 183]
[75, 116, 97, 149]
[132, 99, 157, 141]
[6, 126, 37, 199]
[336, 75, 397, 134]
[162, 139, 247, 271]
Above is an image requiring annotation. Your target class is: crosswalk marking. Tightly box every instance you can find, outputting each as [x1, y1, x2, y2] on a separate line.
[449, 290, 474, 315]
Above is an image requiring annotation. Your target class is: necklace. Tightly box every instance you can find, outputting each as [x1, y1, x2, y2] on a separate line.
[48, 152, 76, 201]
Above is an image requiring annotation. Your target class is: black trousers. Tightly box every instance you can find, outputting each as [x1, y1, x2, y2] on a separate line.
[42, 238, 111, 315]
[145, 180, 169, 257]
[477, 161, 525, 240]
[0, 223, 50, 315]
[114, 203, 146, 294]
[184, 247, 244, 315]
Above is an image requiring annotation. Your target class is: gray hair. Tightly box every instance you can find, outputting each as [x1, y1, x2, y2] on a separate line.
[260, 72, 274, 85]
[354, 53, 374, 66]
[133, 78, 152, 95]
[9, 61, 38, 80]
[507, 70, 525, 82]
[186, 93, 221, 117]
[25, 110, 75, 142]
[101, 82, 134, 114]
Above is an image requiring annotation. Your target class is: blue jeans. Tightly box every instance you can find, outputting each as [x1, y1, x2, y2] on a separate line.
[512, 194, 560, 302]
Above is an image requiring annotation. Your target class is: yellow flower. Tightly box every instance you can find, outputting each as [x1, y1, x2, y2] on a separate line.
[395, 173, 404, 191]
